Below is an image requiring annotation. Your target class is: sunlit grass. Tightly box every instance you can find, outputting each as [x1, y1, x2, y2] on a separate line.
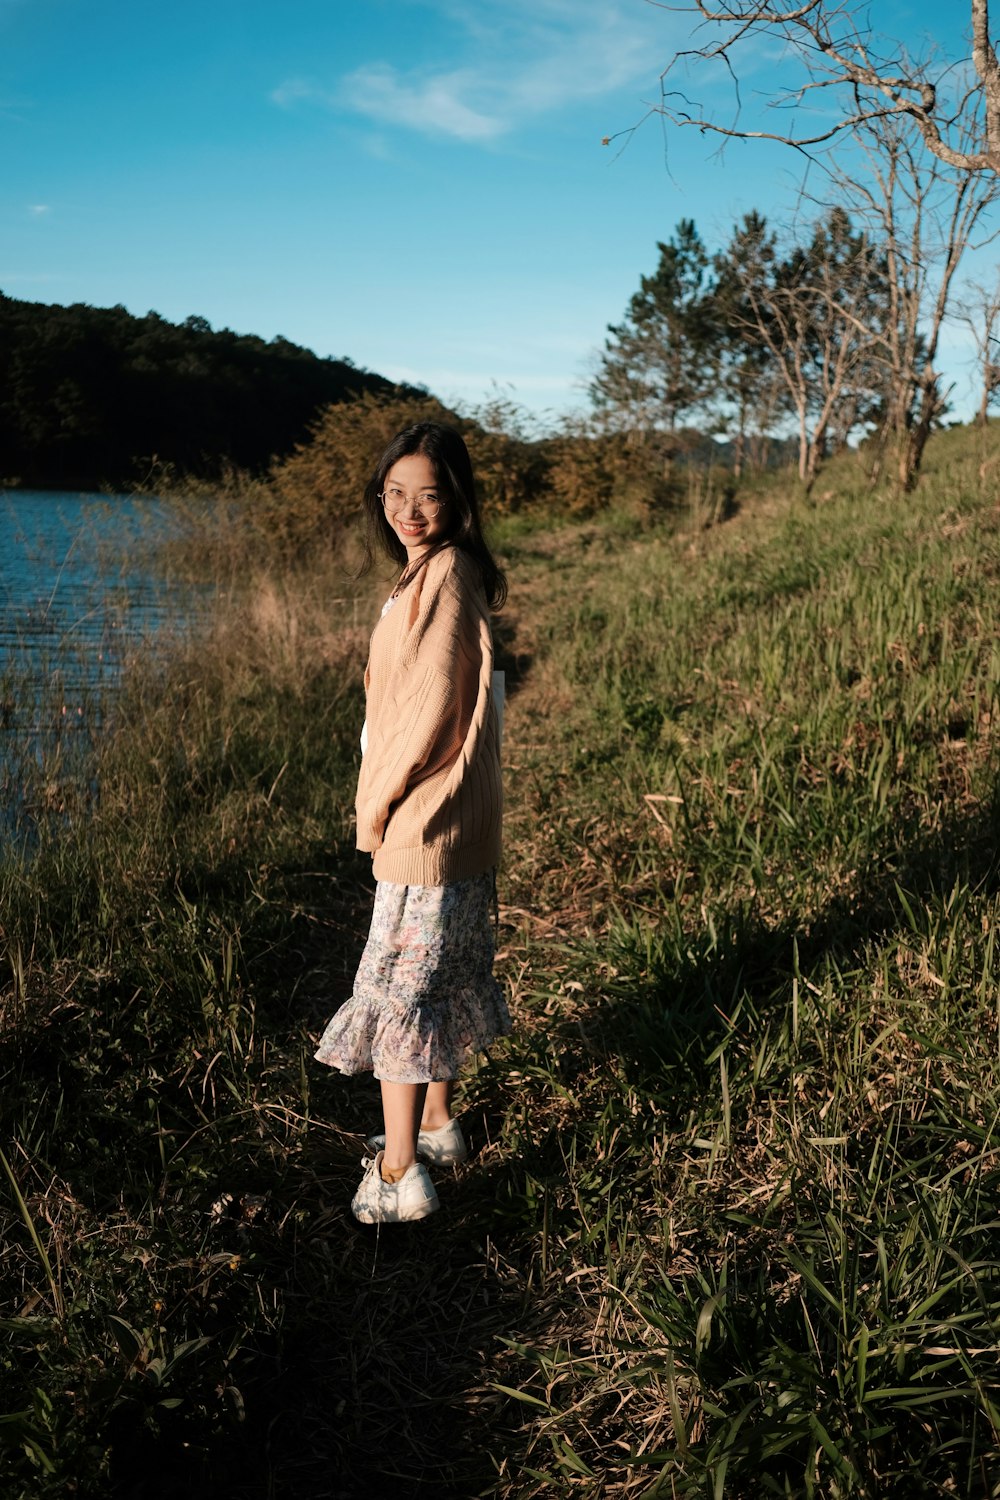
[475, 431, 1000, 1498]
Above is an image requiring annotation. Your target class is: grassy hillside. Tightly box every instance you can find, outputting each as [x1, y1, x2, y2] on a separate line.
[1, 426, 1000, 1497]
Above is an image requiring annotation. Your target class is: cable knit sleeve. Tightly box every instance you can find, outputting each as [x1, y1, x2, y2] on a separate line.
[355, 549, 490, 860]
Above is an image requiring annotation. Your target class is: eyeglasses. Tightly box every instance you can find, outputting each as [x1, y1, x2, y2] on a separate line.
[379, 485, 446, 520]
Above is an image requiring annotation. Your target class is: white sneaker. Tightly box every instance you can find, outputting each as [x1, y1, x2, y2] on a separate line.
[351, 1151, 440, 1224]
[365, 1118, 469, 1167]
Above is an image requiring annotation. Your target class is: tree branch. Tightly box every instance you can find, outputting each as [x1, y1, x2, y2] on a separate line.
[647, 0, 1000, 174]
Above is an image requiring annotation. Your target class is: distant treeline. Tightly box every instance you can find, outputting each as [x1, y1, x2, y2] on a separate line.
[0, 292, 422, 490]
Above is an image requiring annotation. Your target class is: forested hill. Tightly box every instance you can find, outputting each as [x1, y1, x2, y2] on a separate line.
[0, 293, 423, 491]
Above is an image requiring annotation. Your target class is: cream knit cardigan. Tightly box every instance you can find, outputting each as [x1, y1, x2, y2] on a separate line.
[355, 544, 502, 885]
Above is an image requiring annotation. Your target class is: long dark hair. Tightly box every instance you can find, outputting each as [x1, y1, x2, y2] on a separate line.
[359, 422, 507, 610]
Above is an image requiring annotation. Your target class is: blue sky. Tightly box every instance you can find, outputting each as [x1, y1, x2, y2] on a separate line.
[2, 0, 990, 424]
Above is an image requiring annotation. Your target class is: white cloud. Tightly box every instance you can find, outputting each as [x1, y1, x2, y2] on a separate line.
[270, 0, 677, 145]
[340, 63, 504, 142]
[504, 5, 661, 114]
[28, 203, 50, 216]
[270, 78, 331, 109]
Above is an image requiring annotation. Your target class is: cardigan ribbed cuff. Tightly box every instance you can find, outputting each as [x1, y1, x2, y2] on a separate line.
[371, 832, 501, 886]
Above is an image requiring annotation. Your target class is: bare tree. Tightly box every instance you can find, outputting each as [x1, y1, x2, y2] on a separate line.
[626, 5, 1000, 489]
[956, 273, 1000, 423]
[645, 0, 1000, 175]
[726, 207, 885, 489]
[831, 110, 999, 488]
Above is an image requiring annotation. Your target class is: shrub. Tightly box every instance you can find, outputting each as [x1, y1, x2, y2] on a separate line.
[261, 392, 458, 557]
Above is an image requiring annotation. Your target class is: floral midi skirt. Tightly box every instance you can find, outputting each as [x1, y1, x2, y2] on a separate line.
[314, 870, 511, 1083]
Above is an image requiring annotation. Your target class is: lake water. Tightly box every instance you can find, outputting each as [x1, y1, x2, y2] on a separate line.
[1, 490, 179, 686]
[1, 490, 186, 833]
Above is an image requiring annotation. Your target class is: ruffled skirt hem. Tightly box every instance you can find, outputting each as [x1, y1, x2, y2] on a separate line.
[314, 871, 510, 1084]
[314, 986, 511, 1082]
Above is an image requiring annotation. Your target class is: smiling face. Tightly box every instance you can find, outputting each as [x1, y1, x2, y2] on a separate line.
[381, 451, 450, 562]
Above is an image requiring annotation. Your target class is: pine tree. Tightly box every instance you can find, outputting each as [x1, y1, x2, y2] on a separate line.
[712, 212, 786, 475]
[591, 220, 715, 440]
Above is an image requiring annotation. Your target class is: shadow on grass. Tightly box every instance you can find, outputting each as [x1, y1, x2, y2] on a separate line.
[99, 1125, 538, 1499]
[224, 1150, 525, 1498]
[492, 612, 533, 702]
[586, 778, 1000, 1097]
[81, 846, 532, 1499]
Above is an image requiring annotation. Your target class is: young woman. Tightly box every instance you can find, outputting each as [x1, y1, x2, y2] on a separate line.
[315, 421, 510, 1223]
